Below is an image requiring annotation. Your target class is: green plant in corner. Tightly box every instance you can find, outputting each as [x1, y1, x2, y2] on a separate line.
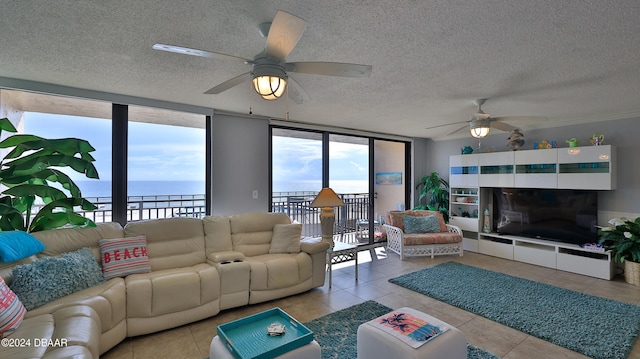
[0, 117, 98, 232]
[597, 217, 640, 263]
[414, 171, 450, 222]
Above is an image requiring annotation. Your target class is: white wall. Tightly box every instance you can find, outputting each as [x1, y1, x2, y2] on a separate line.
[374, 140, 405, 216]
[424, 117, 640, 222]
[211, 114, 270, 215]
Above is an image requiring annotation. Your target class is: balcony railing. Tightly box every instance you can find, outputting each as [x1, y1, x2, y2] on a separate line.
[47, 191, 377, 244]
[271, 191, 374, 243]
[71, 194, 206, 223]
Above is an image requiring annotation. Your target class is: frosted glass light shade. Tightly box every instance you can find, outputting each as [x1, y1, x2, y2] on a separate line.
[252, 75, 287, 100]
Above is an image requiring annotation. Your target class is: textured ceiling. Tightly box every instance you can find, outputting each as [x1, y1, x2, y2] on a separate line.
[1, 1, 640, 139]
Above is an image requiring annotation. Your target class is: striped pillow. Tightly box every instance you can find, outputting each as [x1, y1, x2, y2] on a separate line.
[0, 277, 26, 338]
[99, 236, 151, 280]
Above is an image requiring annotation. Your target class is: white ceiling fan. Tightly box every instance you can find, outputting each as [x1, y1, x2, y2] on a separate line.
[152, 10, 372, 104]
[427, 99, 547, 138]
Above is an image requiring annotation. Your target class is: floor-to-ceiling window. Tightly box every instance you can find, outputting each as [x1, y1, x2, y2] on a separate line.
[271, 128, 323, 237]
[21, 94, 113, 223]
[271, 125, 410, 246]
[126, 105, 206, 221]
[329, 134, 370, 243]
[9, 90, 208, 225]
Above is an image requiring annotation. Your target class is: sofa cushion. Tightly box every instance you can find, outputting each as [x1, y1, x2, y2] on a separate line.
[269, 224, 302, 254]
[0, 276, 26, 338]
[32, 222, 125, 260]
[125, 263, 220, 319]
[0, 305, 101, 359]
[0, 231, 45, 263]
[403, 215, 441, 234]
[388, 210, 447, 232]
[10, 248, 104, 310]
[245, 253, 312, 290]
[230, 212, 291, 256]
[124, 217, 206, 271]
[403, 232, 463, 246]
[99, 236, 151, 280]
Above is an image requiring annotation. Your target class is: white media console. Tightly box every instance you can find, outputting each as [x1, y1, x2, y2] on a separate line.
[449, 145, 617, 280]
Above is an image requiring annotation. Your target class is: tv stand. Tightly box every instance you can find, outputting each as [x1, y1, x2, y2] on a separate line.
[478, 233, 613, 280]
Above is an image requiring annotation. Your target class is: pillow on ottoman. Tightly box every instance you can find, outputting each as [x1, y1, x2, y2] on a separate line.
[10, 247, 104, 310]
[0, 277, 26, 338]
[99, 236, 151, 280]
[269, 224, 302, 253]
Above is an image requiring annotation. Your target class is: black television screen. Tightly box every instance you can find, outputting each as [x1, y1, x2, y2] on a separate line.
[491, 188, 598, 246]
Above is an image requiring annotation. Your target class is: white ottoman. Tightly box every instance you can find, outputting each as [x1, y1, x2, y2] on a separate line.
[357, 307, 467, 359]
[210, 335, 321, 359]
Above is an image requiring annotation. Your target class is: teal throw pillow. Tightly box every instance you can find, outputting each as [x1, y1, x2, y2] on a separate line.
[10, 247, 104, 310]
[403, 215, 441, 234]
[0, 231, 45, 263]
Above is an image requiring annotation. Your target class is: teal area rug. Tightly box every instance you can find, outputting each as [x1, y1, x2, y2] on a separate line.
[389, 262, 640, 359]
[303, 300, 499, 359]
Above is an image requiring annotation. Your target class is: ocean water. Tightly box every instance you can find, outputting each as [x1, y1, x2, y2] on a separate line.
[75, 181, 206, 198]
[75, 180, 368, 198]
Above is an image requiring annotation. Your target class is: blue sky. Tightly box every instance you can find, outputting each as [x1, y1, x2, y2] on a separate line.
[24, 113, 206, 181]
[24, 113, 369, 183]
[271, 136, 369, 182]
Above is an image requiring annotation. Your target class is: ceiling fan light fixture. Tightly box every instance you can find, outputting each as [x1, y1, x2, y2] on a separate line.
[470, 118, 491, 138]
[252, 62, 287, 100]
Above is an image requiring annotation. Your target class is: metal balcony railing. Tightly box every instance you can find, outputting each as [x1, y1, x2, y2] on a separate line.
[40, 191, 376, 244]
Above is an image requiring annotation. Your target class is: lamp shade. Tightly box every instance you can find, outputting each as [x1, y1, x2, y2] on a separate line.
[310, 188, 345, 208]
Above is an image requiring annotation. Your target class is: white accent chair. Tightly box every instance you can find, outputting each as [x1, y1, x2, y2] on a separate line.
[384, 210, 463, 260]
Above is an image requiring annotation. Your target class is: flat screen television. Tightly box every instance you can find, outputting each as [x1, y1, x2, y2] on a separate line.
[491, 188, 598, 246]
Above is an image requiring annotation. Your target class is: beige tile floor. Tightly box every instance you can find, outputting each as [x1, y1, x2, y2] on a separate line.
[102, 248, 640, 359]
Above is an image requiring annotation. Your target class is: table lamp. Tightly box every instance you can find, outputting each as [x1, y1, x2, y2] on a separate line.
[310, 188, 345, 248]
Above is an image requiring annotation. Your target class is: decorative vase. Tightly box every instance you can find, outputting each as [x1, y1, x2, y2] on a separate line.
[624, 260, 640, 286]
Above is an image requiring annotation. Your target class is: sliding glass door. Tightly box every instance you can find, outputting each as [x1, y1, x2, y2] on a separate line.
[271, 126, 410, 246]
[271, 128, 323, 237]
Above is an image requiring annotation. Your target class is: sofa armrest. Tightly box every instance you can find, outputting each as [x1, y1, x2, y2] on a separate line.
[445, 224, 463, 236]
[207, 251, 245, 263]
[300, 237, 330, 254]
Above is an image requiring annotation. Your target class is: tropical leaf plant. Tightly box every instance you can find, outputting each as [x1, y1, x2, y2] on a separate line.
[598, 217, 640, 263]
[0, 117, 98, 232]
[414, 171, 450, 222]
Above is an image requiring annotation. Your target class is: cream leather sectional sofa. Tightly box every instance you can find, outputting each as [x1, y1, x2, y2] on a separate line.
[0, 212, 329, 359]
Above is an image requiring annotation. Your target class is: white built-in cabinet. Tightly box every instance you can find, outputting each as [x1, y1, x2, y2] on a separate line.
[557, 145, 616, 190]
[449, 145, 617, 280]
[449, 154, 480, 252]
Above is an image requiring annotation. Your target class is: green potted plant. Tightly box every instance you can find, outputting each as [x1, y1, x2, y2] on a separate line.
[414, 171, 450, 222]
[0, 117, 99, 232]
[597, 217, 640, 285]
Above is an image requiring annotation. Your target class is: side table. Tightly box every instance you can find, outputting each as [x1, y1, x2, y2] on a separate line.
[356, 219, 381, 241]
[326, 241, 358, 288]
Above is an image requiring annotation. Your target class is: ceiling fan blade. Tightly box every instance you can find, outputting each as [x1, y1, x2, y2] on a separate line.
[265, 10, 307, 60]
[153, 43, 251, 63]
[445, 125, 469, 137]
[425, 120, 468, 130]
[490, 120, 518, 132]
[286, 76, 310, 104]
[286, 62, 372, 78]
[493, 116, 548, 123]
[204, 72, 252, 94]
